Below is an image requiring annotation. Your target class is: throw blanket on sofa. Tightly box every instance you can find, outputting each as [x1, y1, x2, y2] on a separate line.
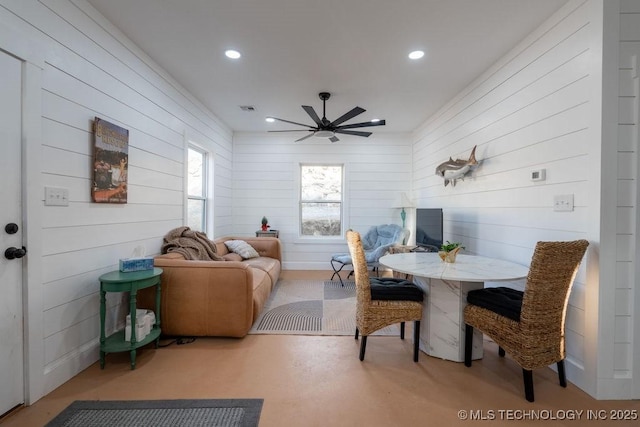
[162, 226, 224, 261]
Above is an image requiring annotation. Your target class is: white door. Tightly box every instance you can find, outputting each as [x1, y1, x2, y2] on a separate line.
[0, 50, 25, 416]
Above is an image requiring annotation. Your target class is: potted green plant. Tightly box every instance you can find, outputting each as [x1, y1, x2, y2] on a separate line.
[261, 216, 269, 231]
[438, 241, 465, 263]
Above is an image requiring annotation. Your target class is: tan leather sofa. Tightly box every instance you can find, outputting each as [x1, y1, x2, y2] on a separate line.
[138, 236, 281, 338]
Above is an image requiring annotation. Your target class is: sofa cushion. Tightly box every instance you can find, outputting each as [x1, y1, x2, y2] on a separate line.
[225, 240, 260, 259]
[243, 257, 281, 288]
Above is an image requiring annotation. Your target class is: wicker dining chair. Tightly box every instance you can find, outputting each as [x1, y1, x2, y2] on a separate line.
[346, 230, 424, 362]
[463, 239, 589, 402]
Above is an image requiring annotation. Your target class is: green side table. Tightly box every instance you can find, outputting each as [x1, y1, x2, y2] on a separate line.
[99, 267, 162, 370]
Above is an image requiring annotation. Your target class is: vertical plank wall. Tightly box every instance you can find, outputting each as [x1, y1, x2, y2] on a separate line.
[0, 0, 233, 402]
[232, 133, 412, 270]
[618, 0, 640, 396]
[411, 0, 604, 395]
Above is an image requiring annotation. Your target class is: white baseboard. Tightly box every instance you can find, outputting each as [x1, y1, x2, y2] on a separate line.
[43, 339, 99, 397]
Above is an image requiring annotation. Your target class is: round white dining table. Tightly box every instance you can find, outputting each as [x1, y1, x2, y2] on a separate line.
[379, 252, 529, 362]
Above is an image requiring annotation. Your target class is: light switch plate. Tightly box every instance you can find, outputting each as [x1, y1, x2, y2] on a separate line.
[553, 194, 573, 212]
[45, 187, 69, 206]
[531, 169, 546, 181]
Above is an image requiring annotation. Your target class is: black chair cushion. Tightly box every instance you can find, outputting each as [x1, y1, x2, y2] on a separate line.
[370, 277, 424, 302]
[466, 287, 523, 321]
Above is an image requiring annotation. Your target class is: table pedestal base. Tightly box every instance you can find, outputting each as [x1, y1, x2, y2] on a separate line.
[414, 277, 484, 362]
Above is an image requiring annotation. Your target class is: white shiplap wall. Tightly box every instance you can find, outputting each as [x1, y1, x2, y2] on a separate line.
[232, 132, 412, 270]
[0, 0, 233, 403]
[411, 0, 604, 395]
[618, 0, 640, 397]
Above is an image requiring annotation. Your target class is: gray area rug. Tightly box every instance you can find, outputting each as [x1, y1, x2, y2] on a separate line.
[249, 279, 399, 336]
[45, 399, 263, 427]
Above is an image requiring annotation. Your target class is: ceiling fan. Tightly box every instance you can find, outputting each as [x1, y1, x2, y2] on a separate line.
[268, 92, 385, 142]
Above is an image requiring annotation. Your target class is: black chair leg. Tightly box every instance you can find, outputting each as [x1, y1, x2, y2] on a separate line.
[413, 321, 420, 362]
[359, 336, 367, 361]
[523, 369, 534, 402]
[498, 346, 505, 357]
[557, 360, 567, 387]
[355, 328, 359, 340]
[400, 322, 405, 340]
[330, 259, 347, 286]
[464, 324, 473, 367]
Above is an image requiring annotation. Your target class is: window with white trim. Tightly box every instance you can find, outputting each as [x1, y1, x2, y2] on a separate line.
[187, 146, 208, 232]
[300, 164, 343, 236]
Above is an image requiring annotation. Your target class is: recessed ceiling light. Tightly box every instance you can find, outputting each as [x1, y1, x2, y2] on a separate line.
[265, 117, 275, 123]
[408, 50, 424, 60]
[371, 118, 381, 123]
[225, 49, 241, 59]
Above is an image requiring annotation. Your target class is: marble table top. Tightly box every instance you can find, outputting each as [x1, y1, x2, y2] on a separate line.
[379, 252, 529, 282]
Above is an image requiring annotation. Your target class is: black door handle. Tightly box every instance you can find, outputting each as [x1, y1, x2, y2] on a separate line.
[5, 223, 19, 234]
[5, 246, 27, 260]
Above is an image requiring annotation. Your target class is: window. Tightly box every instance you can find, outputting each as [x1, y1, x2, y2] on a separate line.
[187, 146, 208, 232]
[300, 164, 343, 236]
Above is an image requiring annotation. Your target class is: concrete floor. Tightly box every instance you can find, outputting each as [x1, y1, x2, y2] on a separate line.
[2, 271, 639, 427]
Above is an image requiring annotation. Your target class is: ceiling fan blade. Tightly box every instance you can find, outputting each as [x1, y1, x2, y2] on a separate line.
[302, 105, 323, 126]
[268, 129, 311, 132]
[295, 133, 315, 142]
[334, 129, 372, 137]
[336, 120, 386, 130]
[329, 136, 340, 143]
[269, 116, 316, 129]
[330, 106, 366, 126]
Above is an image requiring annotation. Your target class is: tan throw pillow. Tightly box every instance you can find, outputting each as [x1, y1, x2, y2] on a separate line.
[224, 240, 260, 259]
[223, 253, 243, 262]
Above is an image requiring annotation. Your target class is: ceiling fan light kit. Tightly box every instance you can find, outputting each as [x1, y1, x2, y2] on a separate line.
[314, 130, 335, 138]
[268, 92, 386, 142]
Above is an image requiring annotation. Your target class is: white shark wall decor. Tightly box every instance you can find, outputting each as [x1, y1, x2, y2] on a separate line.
[435, 145, 479, 187]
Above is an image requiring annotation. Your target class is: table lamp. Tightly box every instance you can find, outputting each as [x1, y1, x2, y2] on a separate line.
[393, 192, 414, 229]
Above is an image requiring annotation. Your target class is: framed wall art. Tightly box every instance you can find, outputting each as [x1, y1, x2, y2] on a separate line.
[92, 117, 129, 203]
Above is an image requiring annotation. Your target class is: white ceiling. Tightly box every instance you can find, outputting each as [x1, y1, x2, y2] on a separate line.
[86, 0, 569, 135]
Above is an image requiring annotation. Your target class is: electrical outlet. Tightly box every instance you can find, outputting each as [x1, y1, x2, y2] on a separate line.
[45, 187, 69, 206]
[553, 194, 573, 212]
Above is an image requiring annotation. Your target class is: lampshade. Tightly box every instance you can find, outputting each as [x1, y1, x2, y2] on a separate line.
[393, 192, 415, 208]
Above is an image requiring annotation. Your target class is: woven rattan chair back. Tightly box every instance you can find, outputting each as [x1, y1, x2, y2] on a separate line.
[346, 230, 372, 307]
[520, 239, 590, 362]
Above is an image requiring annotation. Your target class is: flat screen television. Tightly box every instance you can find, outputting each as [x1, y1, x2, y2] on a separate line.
[415, 208, 443, 251]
